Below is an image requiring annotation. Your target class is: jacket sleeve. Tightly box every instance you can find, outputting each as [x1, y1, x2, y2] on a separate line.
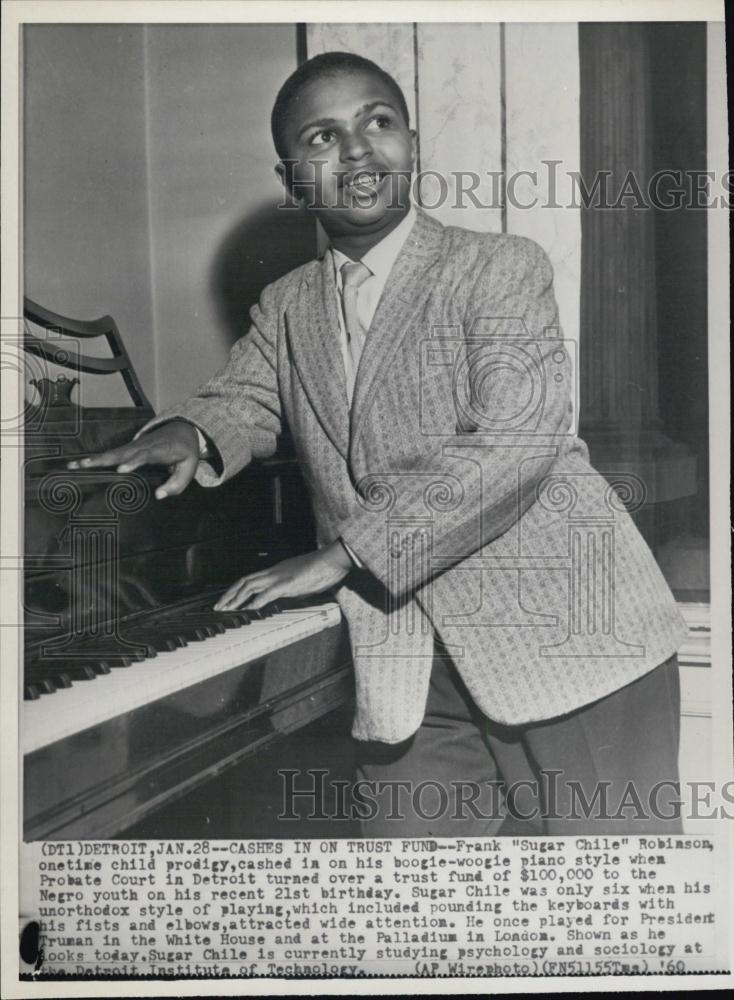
[339, 238, 575, 598]
[138, 281, 282, 487]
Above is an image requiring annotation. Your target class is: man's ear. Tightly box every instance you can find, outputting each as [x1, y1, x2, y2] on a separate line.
[409, 129, 418, 167]
[275, 160, 300, 203]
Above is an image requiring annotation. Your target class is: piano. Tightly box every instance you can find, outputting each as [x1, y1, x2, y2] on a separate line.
[22, 399, 353, 841]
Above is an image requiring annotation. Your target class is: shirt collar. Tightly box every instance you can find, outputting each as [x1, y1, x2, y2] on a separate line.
[330, 204, 418, 284]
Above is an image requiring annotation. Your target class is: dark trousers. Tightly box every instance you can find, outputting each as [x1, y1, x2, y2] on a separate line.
[355, 646, 682, 837]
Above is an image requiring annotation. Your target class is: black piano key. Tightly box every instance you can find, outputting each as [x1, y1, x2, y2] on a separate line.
[221, 611, 253, 627]
[66, 663, 100, 680]
[167, 616, 227, 636]
[87, 660, 114, 675]
[169, 635, 191, 647]
[55, 660, 113, 676]
[95, 655, 140, 670]
[180, 625, 219, 641]
[167, 634, 190, 647]
[126, 634, 186, 653]
[115, 641, 157, 658]
[151, 632, 188, 648]
[205, 620, 227, 635]
[35, 654, 141, 673]
[27, 677, 57, 695]
[24, 685, 41, 701]
[26, 668, 73, 690]
[73, 644, 150, 663]
[128, 624, 211, 644]
[203, 613, 250, 628]
[27, 660, 101, 681]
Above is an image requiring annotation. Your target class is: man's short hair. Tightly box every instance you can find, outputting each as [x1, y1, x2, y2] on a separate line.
[271, 51, 411, 160]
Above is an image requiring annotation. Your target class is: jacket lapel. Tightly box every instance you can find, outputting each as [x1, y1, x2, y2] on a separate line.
[349, 209, 446, 457]
[285, 254, 350, 459]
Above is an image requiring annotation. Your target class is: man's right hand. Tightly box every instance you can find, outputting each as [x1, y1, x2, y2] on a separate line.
[66, 420, 201, 500]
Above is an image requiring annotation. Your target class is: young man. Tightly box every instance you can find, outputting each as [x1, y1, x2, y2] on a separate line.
[71, 52, 687, 836]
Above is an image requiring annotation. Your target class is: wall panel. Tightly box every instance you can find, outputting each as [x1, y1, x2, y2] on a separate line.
[416, 23, 503, 232]
[504, 23, 581, 358]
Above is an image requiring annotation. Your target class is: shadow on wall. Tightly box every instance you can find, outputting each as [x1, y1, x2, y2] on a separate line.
[209, 200, 316, 349]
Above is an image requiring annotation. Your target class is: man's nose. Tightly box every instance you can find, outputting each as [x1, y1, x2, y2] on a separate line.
[339, 131, 373, 162]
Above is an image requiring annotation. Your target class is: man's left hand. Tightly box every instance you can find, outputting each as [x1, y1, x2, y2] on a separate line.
[214, 540, 353, 611]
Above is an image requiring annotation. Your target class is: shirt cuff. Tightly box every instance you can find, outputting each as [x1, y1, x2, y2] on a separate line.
[194, 427, 211, 458]
[339, 537, 363, 569]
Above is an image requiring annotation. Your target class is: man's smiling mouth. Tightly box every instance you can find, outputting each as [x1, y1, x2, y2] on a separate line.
[343, 169, 386, 194]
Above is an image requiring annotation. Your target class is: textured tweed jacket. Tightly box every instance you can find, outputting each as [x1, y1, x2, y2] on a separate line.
[149, 209, 687, 742]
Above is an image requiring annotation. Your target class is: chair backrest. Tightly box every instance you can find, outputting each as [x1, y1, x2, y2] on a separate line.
[23, 297, 153, 411]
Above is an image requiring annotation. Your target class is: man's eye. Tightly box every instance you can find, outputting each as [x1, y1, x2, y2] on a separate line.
[365, 115, 392, 131]
[308, 129, 335, 147]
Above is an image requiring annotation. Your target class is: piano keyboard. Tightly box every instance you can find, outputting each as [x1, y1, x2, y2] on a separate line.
[23, 602, 342, 755]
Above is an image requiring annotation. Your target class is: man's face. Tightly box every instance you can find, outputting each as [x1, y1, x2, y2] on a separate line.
[277, 69, 416, 238]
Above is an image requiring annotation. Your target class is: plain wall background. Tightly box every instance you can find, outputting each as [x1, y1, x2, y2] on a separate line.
[23, 24, 155, 406]
[23, 23, 314, 409]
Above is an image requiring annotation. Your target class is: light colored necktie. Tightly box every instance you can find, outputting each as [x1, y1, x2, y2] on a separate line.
[340, 260, 371, 402]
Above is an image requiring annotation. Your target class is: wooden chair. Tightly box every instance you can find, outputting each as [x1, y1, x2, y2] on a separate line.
[23, 297, 153, 411]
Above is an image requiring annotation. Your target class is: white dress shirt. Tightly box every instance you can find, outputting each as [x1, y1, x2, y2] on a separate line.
[329, 205, 417, 567]
[330, 204, 418, 404]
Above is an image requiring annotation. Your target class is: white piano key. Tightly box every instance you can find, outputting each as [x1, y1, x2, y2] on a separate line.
[23, 603, 342, 755]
